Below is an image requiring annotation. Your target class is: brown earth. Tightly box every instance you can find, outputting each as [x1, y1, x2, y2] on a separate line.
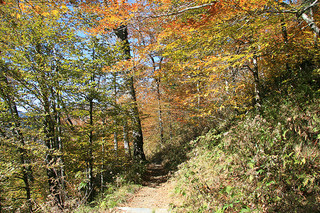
[112, 163, 173, 213]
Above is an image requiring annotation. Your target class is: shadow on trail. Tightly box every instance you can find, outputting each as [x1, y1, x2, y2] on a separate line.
[140, 142, 193, 188]
[141, 127, 215, 187]
[141, 164, 169, 187]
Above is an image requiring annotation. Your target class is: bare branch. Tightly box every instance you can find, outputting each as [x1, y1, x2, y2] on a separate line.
[298, 0, 319, 16]
[244, 65, 254, 74]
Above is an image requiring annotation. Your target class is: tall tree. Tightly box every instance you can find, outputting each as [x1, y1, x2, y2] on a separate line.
[115, 25, 146, 161]
[0, 62, 33, 212]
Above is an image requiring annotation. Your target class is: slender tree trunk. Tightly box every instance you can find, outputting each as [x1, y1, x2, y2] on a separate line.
[300, 13, 320, 36]
[281, 19, 290, 75]
[87, 45, 96, 202]
[151, 56, 164, 145]
[306, 5, 318, 46]
[246, 53, 262, 112]
[115, 25, 146, 161]
[34, 41, 64, 208]
[252, 55, 261, 111]
[56, 101, 65, 200]
[43, 98, 63, 208]
[87, 95, 94, 202]
[53, 48, 65, 194]
[16, 113, 32, 213]
[0, 71, 33, 213]
[123, 120, 131, 158]
[114, 124, 118, 154]
[156, 76, 164, 145]
[113, 72, 118, 155]
[168, 101, 173, 141]
[101, 142, 105, 192]
[197, 80, 201, 112]
[6, 104, 32, 212]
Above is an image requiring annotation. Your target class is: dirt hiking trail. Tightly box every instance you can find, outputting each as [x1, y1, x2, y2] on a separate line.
[112, 163, 173, 213]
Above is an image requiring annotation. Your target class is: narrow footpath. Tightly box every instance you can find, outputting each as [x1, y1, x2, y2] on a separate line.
[112, 163, 172, 213]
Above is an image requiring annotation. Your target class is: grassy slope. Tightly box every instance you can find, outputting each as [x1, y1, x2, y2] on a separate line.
[169, 95, 320, 212]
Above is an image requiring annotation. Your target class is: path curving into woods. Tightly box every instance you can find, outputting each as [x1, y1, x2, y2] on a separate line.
[112, 163, 173, 213]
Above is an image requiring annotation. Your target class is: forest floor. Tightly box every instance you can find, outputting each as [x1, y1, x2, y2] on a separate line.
[111, 163, 174, 213]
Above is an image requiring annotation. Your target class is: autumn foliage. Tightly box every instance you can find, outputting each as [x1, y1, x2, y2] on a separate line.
[0, 0, 320, 211]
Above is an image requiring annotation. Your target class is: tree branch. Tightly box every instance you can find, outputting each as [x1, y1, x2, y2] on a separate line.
[148, 2, 217, 18]
[301, 12, 320, 35]
[298, 0, 318, 17]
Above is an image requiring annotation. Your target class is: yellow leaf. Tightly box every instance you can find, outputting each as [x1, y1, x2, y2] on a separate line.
[52, 10, 59, 16]
[61, 5, 68, 11]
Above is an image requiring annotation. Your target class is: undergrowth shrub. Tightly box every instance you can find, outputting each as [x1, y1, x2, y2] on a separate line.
[74, 183, 140, 213]
[72, 160, 145, 212]
[171, 98, 320, 212]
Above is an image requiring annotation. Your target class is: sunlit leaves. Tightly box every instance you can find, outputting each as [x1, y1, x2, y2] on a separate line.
[76, 0, 139, 34]
[151, 0, 320, 120]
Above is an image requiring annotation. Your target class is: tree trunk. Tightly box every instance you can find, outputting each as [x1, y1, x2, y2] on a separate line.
[252, 55, 262, 112]
[43, 98, 64, 208]
[301, 13, 320, 36]
[310, 8, 318, 47]
[168, 100, 173, 141]
[114, 127, 118, 154]
[87, 45, 96, 203]
[123, 120, 131, 158]
[115, 25, 146, 161]
[34, 41, 64, 208]
[53, 48, 65, 194]
[113, 72, 118, 155]
[151, 56, 164, 145]
[87, 95, 94, 202]
[246, 54, 262, 112]
[156, 76, 164, 145]
[0, 70, 33, 213]
[4, 103, 32, 213]
[298, 0, 320, 37]
[101, 143, 105, 192]
[129, 76, 146, 161]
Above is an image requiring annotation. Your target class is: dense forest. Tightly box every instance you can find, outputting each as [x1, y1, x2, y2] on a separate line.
[0, 0, 320, 212]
